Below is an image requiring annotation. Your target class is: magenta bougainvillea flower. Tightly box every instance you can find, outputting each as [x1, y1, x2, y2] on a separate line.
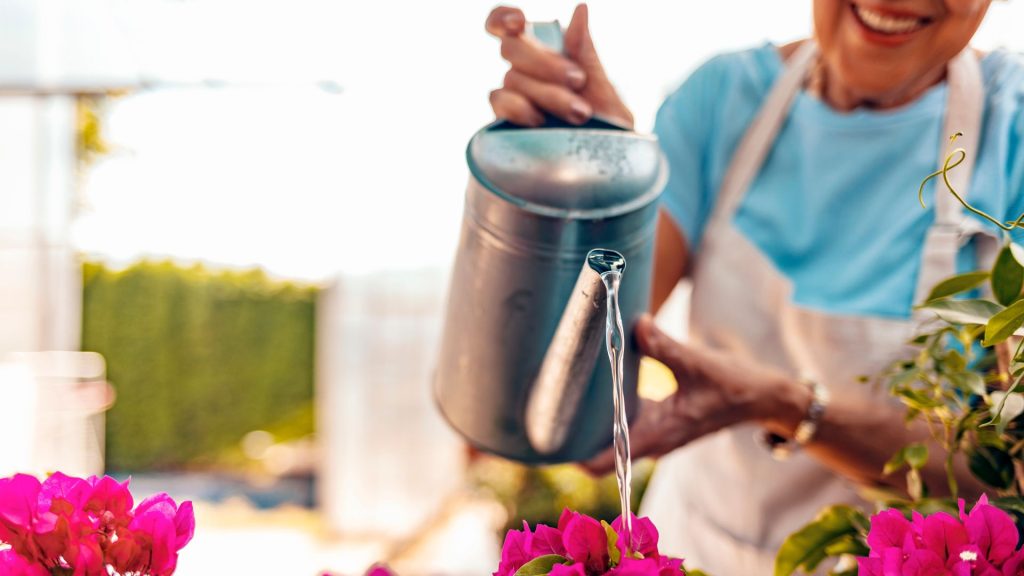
[494, 509, 686, 576]
[858, 495, 1024, 576]
[0, 472, 194, 576]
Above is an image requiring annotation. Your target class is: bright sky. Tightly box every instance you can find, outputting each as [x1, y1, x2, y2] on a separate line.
[72, 0, 1024, 281]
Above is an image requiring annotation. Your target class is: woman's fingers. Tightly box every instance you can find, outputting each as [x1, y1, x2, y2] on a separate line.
[581, 398, 679, 476]
[485, 3, 633, 128]
[503, 68, 592, 124]
[485, 6, 526, 38]
[635, 315, 702, 382]
[500, 36, 587, 89]
[489, 88, 544, 127]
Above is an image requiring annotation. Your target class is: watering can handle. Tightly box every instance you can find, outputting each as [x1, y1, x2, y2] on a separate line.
[520, 21, 631, 131]
[526, 249, 626, 455]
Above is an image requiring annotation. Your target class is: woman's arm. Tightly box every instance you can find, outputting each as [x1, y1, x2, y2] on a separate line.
[585, 315, 986, 499]
[650, 210, 690, 313]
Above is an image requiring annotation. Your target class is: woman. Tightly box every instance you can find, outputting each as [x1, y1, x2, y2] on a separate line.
[486, 1, 1024, 573]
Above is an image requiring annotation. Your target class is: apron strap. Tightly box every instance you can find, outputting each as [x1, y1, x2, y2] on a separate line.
[702, 40, 987, 309]
[912, 48, 986, 305]
[707, 40, 819, 231]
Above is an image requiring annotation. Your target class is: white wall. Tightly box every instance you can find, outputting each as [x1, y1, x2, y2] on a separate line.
[0, 0, 139, 476]
[0, 95, 80, 355]
[316, 268, 465, 537]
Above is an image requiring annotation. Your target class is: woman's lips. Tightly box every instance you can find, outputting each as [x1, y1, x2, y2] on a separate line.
[849, 2, 934, 46]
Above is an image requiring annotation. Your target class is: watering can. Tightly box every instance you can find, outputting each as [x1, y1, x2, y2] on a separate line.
[433, 22, 667, 463]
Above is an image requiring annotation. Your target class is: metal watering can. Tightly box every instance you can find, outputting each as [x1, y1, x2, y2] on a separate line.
[434, 24, 667, 463]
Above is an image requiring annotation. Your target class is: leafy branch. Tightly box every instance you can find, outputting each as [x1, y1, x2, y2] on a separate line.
[918, 132, 1024, 233]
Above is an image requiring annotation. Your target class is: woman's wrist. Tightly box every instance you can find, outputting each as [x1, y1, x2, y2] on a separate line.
[758, 374, 815, 437]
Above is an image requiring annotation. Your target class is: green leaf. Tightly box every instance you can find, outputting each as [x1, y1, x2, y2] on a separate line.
[983, 299, 1024, 346]
[894, 388, 945, 410]
[927, 271, 990, 302]
[883, 449, 906, 476]
[987, 390, 1024, 434]
[907, 468, 924, 501]
[968, 445, 1016, 490]
[513, 555, 570, 576]
[949, 371, 987, 396]
[822, 534, 870, 557]
[887, 368, 920, 390]
[992, 496, 1024, 517]
[601, 520, 621, 566]
[1011, 242, 1024, 266]
[904, 443, 928, 470]
[944, 349, 968, 372]
[918, 298, 1004, 326]
[993, 244, 1024, 305]
[773, 505, 868, 576]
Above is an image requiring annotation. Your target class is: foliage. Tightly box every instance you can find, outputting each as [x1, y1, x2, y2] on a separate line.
[882, 235, 1024, 501]
[776, 136, 1024, 574]
[75, 95, 111, 170]
[470, 455, 654, 534]
[774, 506, 869, 576]
[81, 260, 317, 470]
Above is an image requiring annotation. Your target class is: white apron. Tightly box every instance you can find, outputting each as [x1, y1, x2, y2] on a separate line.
[640, 41, 987, 575]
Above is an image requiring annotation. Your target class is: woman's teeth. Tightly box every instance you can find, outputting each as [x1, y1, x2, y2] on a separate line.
[853, 4, 929, 34]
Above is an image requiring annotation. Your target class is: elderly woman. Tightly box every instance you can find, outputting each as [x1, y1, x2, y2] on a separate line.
[486, 1, 1024, 573]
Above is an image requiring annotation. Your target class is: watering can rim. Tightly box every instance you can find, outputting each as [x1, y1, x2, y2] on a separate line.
[466, 118, 668, 221]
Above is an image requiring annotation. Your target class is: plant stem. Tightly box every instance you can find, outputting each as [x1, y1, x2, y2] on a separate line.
[919, 135, 1024, 232]
[997, 341, 1013, 390]
[945, 421, 959, 498]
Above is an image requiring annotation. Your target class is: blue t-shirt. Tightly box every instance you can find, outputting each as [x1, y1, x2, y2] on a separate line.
[657, 44, 1024, 319]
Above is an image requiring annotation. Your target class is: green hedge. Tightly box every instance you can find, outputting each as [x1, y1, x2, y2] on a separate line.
[470, 455, 654, 531]
[82, 260, 317, 471]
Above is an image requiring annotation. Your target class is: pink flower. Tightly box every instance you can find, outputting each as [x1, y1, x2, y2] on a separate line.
[494, 509, 684, 576]
[121, 494, 194, 576]
[0, 549, 48, 576]
[0, 472, 195, 576]
[494, 521, 534, 576]
[611, 514, 660, 559]
[607, 556, 686, 576]
[83, 476, 134, 529]
[364, 563, 396, 576]
[866, 508, 914, 552]
[859, 495, 1024, 576]
[962, 495, 1019, 567]
[561, 511, 610, 574]
[532, 523, 567, 557]
[549, 563, 587, 575]
[0, 474, 57, 564]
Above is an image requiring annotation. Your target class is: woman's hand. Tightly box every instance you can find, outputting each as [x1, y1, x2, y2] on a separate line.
[583, 315, 807, 475]
[485, 4, 633, 128]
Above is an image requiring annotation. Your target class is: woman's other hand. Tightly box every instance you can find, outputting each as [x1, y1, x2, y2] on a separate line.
[583, 315, 806, 475]
[485, 4, 633, 128]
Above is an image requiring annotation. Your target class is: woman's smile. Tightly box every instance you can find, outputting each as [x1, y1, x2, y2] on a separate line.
[849, 2, 935, 45]
[814, 0, 990, 109]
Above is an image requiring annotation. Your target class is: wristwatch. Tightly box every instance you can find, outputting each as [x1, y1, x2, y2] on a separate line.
[761, 377, 829, 461]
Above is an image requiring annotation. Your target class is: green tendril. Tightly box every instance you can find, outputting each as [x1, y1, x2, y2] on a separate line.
[919, 132, 1024, 232]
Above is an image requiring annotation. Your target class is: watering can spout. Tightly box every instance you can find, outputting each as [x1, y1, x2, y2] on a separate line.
[526, 249, 626, 455]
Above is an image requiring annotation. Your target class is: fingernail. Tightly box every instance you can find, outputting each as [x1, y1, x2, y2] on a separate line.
[503, 12, 524, 29]
[566, 67, 586, 89]
[568, 100, 592, 124]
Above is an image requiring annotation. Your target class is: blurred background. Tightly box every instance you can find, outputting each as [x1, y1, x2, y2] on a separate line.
[1, 0, 1021, 574]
